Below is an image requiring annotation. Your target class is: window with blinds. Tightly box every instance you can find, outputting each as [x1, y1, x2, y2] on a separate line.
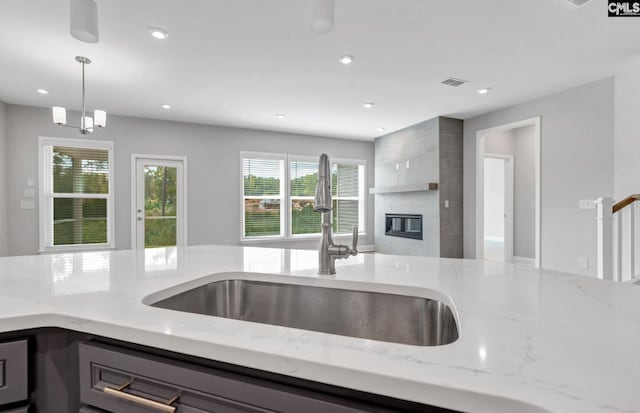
[290, 160, 320, 235]
[39, 138, 114, 251]
[242, 157, 284, 237]
[242, 152, 365, 240]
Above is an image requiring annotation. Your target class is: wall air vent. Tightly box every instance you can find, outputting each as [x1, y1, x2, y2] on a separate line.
[441, 77, 468, 87]
[558, 0, 592, 7]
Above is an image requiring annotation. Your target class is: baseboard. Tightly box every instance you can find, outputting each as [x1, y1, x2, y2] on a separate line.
[625, 275, 640, 285]
[513, 256, 535, 266]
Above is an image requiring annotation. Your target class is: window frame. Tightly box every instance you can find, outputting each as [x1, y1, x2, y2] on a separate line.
[240, 151, 366, 243]
[38, 136, 115, 253]
[240, 152, 287, 241]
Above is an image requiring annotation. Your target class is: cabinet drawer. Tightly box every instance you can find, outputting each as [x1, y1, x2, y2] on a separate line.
[80, 342, 387, 413]
[0, 340, 28, 406]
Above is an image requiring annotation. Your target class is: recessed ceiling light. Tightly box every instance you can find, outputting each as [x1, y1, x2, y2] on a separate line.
[376, 127, 385, 132]
[276, 114, 286, 119]
[149, 27, 169, 40]
[476, 88, 491, 95]
[338, 55, 354, 65]
[37, 89, 48, 95]
[162, 104, 171, 109]
[362, 102, 375, 109]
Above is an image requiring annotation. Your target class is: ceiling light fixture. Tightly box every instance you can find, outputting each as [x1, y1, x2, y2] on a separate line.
[476, 88, 491, 95]
[70, 0, 100, 43]
[37, 89, 49, 95]
[338, 55, 354, 65]
[276, 114, 286, 119]
[52, 56, 106, 134]
[149, 27, 169, 40]
[310, 0, 335, 34]
[376, 127, 385, 132]
[162, 104, 171, 109]
[362, 102, 375, 109]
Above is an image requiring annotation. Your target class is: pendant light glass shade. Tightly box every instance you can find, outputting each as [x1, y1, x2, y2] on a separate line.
[94, 110, 106, 128]
[310, 0, 335, 34]
[83, 116, 94, 131]
[52, 106, 67, 125]
[70, 0, 100, 43]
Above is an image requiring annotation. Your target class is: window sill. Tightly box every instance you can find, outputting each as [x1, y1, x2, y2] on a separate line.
[241, 233, 368, 244]
[39, 244, 116, 254]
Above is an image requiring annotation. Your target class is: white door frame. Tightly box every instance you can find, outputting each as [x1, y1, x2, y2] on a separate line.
[131, 154, 188, 249]
[483, 154, 514, 263]
[475, 117, 541, 267]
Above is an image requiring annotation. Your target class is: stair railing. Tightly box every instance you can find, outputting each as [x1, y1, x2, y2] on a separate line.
[596, 195, 640, 282]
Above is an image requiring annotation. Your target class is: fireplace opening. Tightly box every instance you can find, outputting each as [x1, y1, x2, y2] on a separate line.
[385, 214, 423, 240]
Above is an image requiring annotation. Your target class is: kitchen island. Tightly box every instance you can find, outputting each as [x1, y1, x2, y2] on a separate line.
[0, 245, 637, 412]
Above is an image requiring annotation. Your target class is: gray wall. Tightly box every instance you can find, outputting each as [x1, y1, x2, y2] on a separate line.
[484, 130, 514, 154]
[513, 126, 536, 258]
[464, 78, 614, 277]
[5, 104, 374, 256]
[374, 117, 440, 256]
[0, 101, 7, 257]
[614, 57, 640, 199]
[484, 126, 536, 259]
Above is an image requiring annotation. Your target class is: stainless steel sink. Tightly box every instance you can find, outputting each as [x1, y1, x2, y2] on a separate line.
[150, 279, 459, 346]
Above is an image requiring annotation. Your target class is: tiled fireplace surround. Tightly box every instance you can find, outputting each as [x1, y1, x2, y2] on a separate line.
[374, 117, 463, 258]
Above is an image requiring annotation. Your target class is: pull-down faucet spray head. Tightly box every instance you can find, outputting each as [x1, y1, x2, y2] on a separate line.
[314, 153, 332, 212]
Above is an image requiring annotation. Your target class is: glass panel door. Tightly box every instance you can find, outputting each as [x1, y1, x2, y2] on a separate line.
[135, 158, 185, 249]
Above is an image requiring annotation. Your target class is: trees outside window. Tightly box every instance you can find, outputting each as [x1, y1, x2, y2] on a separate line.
[39, 138, 114, 252]
[242, 153, 365, 240]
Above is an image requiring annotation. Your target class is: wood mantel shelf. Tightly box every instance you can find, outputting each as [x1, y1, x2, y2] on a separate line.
[368, 182, 438, 194]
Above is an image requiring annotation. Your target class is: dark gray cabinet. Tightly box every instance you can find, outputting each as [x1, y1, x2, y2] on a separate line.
[79, 407, 107, 413]
[79, 342, 392, 413]
[0, 328, 454, 412]
[3, 408, 30, 413]
[0, 340, 28, 407]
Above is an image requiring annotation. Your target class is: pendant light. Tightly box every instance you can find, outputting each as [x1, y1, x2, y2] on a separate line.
[52, 56, 106, 134]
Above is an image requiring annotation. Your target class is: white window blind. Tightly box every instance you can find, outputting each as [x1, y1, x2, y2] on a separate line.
[290, 160, 321, 235]
[242, 157, 284, 237]
[40, 138, 114, 251]
[331, 163, 363, 234]
[242, 153, 365, 240]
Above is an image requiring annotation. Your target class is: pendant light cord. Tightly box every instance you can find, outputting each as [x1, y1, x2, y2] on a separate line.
[81, 59, 86, 131]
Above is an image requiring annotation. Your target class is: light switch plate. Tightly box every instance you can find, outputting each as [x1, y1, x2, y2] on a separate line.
[24, 188, 35, 198]
[578, 257, 589, 269]
[579, 199, 596, 210]
[27, 178, 35, 187]
[20, 200, 35, 210]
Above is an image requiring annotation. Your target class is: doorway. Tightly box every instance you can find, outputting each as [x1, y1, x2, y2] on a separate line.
[476, 117, 540, 267]
[131, 155, 187, 249]
[483, 155, 513, 262]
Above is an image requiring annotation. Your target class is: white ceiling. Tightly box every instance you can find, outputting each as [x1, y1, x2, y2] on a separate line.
[0, 0, 639, 140]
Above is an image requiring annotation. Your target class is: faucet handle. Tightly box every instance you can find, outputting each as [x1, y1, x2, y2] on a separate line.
[351, 225, 359, 255]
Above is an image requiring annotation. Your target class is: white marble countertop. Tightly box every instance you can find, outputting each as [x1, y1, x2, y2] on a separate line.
[0, 245, 638, 413]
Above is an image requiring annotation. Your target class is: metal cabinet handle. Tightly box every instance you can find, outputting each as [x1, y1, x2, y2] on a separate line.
[103, 380, 179, 413]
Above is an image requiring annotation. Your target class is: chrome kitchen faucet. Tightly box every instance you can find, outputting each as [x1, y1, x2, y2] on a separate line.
[313, 153, 358, 275]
